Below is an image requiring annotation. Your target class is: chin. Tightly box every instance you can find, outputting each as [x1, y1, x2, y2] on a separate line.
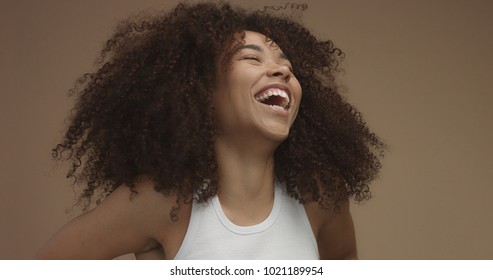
[260, 126, 290, 143]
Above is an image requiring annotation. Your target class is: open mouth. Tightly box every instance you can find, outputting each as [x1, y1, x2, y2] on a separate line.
[254, 88, 290, 111]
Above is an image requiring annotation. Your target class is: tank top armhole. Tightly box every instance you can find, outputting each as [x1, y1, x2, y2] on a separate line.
[297, 202, 319, 257]
[173, 200, 202, 259]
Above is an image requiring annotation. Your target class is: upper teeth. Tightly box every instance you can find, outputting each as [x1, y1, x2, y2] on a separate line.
[255, 88, 290, 108]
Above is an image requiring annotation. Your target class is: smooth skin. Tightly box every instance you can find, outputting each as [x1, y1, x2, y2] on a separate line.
[37, 31, 357, 260]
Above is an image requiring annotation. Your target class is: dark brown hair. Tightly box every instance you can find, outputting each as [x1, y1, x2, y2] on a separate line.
[54, 2, 384, 216]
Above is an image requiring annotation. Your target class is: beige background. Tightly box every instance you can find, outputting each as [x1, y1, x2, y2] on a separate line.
[1, 0, 492, 259]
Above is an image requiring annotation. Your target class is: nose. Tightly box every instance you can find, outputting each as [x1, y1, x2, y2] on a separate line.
[267, 63, 291, 82]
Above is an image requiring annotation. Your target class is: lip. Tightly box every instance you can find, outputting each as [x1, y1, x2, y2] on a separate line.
[254, 83, 292, 109]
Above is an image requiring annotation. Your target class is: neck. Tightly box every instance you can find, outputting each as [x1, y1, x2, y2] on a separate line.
[214, 136, 279, 225]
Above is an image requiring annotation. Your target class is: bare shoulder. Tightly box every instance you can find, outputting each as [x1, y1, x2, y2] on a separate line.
[304, 199, 358, 260]
[36, 177, 180, 259]
[133, 178, 193, 260]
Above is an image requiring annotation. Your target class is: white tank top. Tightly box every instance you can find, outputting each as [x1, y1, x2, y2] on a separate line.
[174, 181, 319, 259]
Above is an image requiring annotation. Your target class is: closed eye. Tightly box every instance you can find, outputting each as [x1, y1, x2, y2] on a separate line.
[242, 55, 261, 62]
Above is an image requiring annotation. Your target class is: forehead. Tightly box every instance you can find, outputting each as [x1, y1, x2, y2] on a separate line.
[219, 31, 287, 70]
[241, 30, 281, 51]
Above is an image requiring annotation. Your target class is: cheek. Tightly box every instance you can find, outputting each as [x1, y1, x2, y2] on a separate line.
[222, 71, 255, 105]
[213, 71, 247, 115]
[289, 82, 302, 122]
[292, 81, 303, 104]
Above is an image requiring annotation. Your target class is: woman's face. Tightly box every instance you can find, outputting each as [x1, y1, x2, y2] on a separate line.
[214, 31, 302, 143]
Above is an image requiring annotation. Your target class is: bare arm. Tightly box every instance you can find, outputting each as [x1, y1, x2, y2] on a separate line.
[305, 199, 358, 260]
[36, 180, 170, 259]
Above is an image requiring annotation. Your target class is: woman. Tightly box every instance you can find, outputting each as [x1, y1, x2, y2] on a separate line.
[37, 2, 384, 259]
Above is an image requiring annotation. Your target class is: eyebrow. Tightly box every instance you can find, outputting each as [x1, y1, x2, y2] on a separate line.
[238, 44, 290, 61]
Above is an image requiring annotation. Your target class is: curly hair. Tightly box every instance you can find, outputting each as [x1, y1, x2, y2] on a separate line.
[54, 2, 384, 216]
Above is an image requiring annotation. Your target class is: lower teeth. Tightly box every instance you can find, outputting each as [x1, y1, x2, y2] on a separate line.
[270, 105, 286, 111]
